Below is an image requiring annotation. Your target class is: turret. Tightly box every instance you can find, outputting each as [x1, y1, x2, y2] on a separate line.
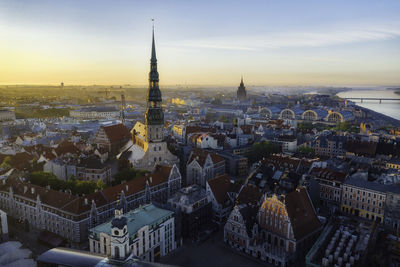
[110, 203, 129, 261]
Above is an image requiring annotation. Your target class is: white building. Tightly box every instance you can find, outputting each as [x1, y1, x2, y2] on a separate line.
[89, 204, 175, 262]
[0, 109, 15, 122]
[43, 158, 77, 180]
[0, 210, 8, 241]
[70, 107, 120, 120]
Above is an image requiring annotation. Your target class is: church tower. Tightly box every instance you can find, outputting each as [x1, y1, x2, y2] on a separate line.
[237, 76, 247, 101]
[124, 21, 179, 171]
[145, 25, 164, 142]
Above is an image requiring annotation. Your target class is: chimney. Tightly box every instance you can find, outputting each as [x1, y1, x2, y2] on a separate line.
[84, 198, 88, 205]
[125, 185, 129, 192]
[150, 176, 152, 183]
[24, 186, 28, 194]
[31, 187, 35, 194]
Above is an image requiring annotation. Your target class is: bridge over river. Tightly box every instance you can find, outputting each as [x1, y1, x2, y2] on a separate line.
[344, 97, 400, 103]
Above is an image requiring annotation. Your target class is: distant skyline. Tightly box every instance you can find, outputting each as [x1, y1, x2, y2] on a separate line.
[1, 0, 400, 86]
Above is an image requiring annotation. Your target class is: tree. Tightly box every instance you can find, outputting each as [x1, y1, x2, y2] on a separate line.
[211, 98, 222, 105]
[112, 168, 149, 186]
[298, 146, 315, 154]
[96, 179, 106, 190]
[29, 171, 99, 195]
[248, 141, 279, 163]
[0, 156, 12, 170]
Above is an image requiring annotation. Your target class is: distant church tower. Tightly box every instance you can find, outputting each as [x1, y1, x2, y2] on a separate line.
[237, 76, 247, 101]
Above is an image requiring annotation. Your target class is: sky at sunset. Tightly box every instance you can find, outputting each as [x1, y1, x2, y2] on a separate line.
[1, 0, 400, 86]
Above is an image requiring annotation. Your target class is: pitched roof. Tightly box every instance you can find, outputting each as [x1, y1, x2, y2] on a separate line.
[240, 125, 254, 135]
[54, 141, 80, 157]
[284, 187, 322, 240]
[0, 180, 79, 211]
[0, 164, 174, 216]
[187, 148, 224, 166]
[185, 126, 216, 139]
[207, 174, 240, 206]
[236, 184, 262, 206]
[262, 154, 301, 170]
[310, 167, 347, 183]
[346, 140, 377, 157]
[102, 124, 130, 143]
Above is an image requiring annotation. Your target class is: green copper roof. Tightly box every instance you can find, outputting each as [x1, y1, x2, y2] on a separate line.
[90, 204, 173, 239]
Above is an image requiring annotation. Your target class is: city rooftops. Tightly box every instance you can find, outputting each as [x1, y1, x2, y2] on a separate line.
[89, 204, 173, 238]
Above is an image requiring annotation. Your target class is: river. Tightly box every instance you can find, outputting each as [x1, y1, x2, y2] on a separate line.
[337, 89, 400, 121]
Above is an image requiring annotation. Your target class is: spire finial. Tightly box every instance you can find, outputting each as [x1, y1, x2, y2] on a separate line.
[151, 19, 156, 62]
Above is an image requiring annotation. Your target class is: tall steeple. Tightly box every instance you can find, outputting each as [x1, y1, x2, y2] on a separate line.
[151, 23, 157, 63]
[145, 20, 164, 140]
[237, 76, 247, 101]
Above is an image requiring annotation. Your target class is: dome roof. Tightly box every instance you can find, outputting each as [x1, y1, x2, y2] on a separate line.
[111, 216, 127, 230]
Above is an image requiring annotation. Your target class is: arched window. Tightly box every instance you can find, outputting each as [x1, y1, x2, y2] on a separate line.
[115, 246, 120, 259]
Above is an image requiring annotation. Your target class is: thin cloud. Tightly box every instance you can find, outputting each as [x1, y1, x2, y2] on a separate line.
[172, 27, 400, 51]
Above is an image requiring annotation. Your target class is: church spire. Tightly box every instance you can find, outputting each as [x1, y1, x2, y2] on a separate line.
[151, 19, 157, 63]
[237, 75, 247, 101]
[145, 20, 164, 128]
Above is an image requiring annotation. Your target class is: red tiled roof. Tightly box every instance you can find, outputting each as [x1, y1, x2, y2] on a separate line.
[185, 126, 216, 140]
[262, 154, 301, 170]
[284, 187, 322, 240]
[310, 167, 347, 183]
[55, 141, 80, 157]
[103, 124, 130, 143]
[240, 125, 254, 135]
[0, 164, 174, 216]
[236, 184, 262, 206]
[207, 174, 239, 206]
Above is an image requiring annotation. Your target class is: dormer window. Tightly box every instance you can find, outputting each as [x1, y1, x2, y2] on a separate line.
[114, 230, 119, 235]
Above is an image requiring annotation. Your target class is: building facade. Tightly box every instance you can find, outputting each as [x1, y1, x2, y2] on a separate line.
[93, 124, 130, 155]
[89, 204, 175, 262]
[341, 177, 386, 223]
[224, 188, 322, 267]
[310, 167, 347, 212]
[168, 184, 212, 239]
[0, 164, 181, 244]
[186, 149, 225, 187]
[0, 109, 16, 122]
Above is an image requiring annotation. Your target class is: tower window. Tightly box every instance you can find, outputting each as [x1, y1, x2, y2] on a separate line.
[154, 157, 157, 162]
[159, 157, 161, 161]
